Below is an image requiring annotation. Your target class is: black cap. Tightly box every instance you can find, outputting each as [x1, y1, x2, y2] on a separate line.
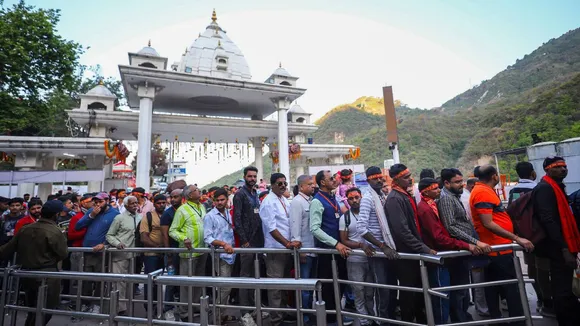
[132, 187, 145, 194]
[41, 200, 64, 217]
[366, 166, 382, 178]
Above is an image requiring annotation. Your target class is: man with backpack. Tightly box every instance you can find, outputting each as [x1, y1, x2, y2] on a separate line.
[139, 194, 167, 311]
[532, 157, 580, 325]
[507, 162, 555, 317]
[339, 188, 375, 326]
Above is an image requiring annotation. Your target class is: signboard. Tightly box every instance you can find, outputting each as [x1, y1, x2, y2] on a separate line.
[169, 168, 187, 175]
[382, 86, 399, 144]
[384, 159, 394, 169]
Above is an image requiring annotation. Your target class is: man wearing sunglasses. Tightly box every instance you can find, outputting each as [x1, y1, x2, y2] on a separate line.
[260, 173, 301, 324]
[310, 170, 353, 325]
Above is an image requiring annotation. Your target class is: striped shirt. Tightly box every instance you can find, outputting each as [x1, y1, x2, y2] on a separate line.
[169, 200, 207, 258]
[357, 188, 387, 248]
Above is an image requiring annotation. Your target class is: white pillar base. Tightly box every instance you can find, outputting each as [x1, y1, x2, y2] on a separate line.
[37, 183, 53, 202]
[88, 181, 102, 193]
[253, 137, 264, 182]
[17, 183, 35, 198]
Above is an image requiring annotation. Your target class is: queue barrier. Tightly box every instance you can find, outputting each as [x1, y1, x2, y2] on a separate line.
[0, 244, 535, 326]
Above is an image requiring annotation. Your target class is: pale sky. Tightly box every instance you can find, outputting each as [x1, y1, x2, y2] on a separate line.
[5, 0, 579, 186]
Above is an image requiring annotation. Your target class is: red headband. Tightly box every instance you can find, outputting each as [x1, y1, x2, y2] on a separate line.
[544, 161, 566, 171]
[367, 174, 384, 180]
[420, 183, 439, 194]
[393, 168, 410, 180]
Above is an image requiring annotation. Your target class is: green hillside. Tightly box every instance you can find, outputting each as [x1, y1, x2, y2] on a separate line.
[203, 27, 580, 188]
[442, 28, 580, 110]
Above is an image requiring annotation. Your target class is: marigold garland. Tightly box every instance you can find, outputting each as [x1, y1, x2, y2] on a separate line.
[349, 147, 361, 160]
[104, 140, 130, 163]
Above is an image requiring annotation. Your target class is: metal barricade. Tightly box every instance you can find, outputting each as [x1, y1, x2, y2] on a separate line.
[0, 267, 323, 326]
[0, 244, 535, 326]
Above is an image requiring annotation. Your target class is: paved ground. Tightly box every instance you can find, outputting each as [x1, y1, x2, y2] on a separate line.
[2, 253, 561, 326]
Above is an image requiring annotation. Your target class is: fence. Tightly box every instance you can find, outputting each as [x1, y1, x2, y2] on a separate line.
[0, 244, 536, 326]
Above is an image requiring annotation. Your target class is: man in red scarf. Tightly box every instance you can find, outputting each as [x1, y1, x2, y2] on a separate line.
[533, 156, 580, 325]
[386, 163, 435, 324]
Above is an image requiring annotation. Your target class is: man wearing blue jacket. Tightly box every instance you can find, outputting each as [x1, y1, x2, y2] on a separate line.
[74, 192, 119, 314]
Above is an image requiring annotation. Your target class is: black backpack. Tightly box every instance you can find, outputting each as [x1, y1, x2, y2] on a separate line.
[506, 190, 545, 244]
[134, 212, 153, 247]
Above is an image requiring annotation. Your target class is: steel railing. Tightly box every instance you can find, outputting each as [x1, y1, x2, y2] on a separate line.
[0, 244, 535, 326]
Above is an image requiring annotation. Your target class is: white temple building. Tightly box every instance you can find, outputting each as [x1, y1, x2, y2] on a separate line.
[1, 10, 357, 195]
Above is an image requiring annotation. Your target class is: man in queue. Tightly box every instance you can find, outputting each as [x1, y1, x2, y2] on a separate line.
[0, 201, 68, 326]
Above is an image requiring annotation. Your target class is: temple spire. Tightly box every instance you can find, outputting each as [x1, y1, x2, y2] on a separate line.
[148, 39, 151, 47]
[212, 9, 217, 22]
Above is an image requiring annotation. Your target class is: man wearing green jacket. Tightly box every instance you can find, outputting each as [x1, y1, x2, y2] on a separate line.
[106, 196, 140, 315]
[169, 184, 207, 322]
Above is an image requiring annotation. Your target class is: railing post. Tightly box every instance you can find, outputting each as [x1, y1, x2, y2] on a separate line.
[0, 266, 12, 325]
[188, 252, 193, 322]
[109, 290, 119, 326]
[512, 252, 533, 326]
[146, 271, 154, 326]
[75, 252, 84, 314]
[157, 275, 164, 320]
[254, 252, 263, 326]
[9, 268, 20, 326]
[294, 247, 303, 326]
[419, 259, 436, 326]
[315, 287, 326, 326]
[100, 248, 106, 310]
[35, 282, 47, 326]
[211, 246, 218, 326]
[331, 254, 343, 326]
[128, 256, 135, 317]
[200, 287, 209, 326]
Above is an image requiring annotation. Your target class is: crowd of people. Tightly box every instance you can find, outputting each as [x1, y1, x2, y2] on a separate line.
[0, 156, 579, 326]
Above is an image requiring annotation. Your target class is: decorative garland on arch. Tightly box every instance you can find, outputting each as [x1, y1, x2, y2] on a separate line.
[104, 140, 130, 163]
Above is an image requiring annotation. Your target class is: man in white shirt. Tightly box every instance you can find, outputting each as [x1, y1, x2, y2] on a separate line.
[460, 178, 478, 221]
[260, 173, 301, 324]
[289, 175, 316, 322]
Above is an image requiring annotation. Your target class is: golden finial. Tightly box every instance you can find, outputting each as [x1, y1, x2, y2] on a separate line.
[211, 9, 217, 22]
[148, 39, 151, 47]
[98, 79, 104, 85]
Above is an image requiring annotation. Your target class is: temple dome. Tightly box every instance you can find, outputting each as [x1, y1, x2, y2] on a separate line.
[289, 104, 307, 114]
[176, 9, 251, 80]
[137, 40, 160, 57]
[86, 83, 116, 98]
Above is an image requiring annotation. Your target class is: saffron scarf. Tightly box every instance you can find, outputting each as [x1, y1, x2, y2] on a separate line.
[543, 175, 580, 253]
[392, 184, 422, 237]
[421, 194, 439, 217]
